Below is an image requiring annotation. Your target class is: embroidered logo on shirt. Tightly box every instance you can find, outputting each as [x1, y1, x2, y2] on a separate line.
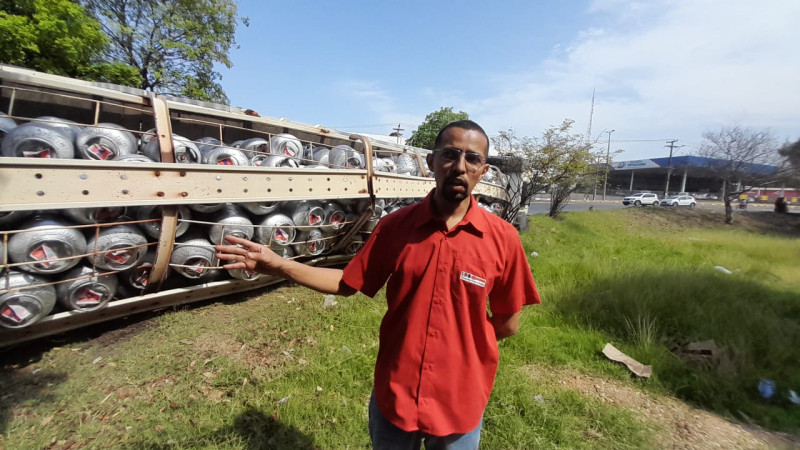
[460, 271, 486, 287]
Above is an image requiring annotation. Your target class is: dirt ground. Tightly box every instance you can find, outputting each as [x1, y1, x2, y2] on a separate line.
[526, 367, 800, 450]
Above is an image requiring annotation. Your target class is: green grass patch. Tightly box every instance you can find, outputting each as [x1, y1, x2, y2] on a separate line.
[1, 209, 798, 448]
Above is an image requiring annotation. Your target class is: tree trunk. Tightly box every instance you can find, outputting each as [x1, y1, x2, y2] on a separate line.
[724, 197, 733, 224]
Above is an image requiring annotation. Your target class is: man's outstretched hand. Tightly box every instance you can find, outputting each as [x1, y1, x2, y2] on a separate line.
[215, 235, 286, 277]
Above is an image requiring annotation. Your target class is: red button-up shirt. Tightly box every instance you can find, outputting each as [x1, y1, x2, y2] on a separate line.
[342, 191, 540, 436]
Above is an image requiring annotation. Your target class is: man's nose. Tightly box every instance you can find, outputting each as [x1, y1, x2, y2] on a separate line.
[452, 152, 467, 173]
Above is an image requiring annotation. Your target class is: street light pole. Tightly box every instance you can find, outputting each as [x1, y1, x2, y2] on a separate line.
[602, 129, 615, 201]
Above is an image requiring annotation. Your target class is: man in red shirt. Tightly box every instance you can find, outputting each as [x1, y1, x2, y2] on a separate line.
[216, 120, 540, 449]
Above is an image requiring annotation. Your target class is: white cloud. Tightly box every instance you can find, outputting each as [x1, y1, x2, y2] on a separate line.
[473, 0, 800, 160]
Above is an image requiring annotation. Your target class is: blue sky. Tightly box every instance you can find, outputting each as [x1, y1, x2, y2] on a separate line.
[219, 0, 800, 161]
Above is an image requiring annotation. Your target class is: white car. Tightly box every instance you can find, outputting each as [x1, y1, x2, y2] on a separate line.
[660, 195, 697, 207]
[622, 193, 660, 206]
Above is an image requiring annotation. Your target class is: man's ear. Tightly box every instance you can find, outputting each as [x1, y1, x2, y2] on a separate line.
[426, 153, 434, 170]
[479, 162, 490, 177]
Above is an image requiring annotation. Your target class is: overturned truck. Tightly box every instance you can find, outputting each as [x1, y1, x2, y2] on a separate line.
[0, 65, 509, 347]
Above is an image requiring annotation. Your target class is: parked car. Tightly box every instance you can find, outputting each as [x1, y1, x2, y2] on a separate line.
[622, 193, 660, 206]
[660, 195, 697, 207]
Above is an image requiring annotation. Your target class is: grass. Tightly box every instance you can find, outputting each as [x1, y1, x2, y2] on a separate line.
[1, 208, 798, 448]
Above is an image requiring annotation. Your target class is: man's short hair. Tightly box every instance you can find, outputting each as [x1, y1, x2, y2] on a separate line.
[433, 120, 490, 155]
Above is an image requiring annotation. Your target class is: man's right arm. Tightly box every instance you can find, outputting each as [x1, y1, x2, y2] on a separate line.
[215, 235, 357, 296]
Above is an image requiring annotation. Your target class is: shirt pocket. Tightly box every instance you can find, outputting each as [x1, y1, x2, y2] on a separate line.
[452, 258, 492, 305]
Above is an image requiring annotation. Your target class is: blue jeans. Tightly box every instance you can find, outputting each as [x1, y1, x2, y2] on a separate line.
[368, 391, 483, 450]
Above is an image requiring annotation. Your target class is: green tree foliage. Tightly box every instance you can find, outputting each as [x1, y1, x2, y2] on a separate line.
[82, 0, 246, 104]
[491, 120, 595, 219]
[0, 0, 139, 85]
[406, 107, 469, 149]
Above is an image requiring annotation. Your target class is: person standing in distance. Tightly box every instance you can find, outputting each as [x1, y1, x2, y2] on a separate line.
[216, 120, 541, 449]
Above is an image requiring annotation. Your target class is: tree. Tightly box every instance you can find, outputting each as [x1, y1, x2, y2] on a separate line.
[406, 107, 469, 149]
[491, 119, 595, 220]
[0, 0, 140, 85]
[777, 139, 800, 185]
[699, 125, 779, 224]
[81, 0, 246, 104]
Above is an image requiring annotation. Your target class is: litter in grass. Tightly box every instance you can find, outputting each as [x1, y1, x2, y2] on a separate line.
[277, 396, 290, 406]
[342, 345, 352, 354]
[323, 294, 337, 309]
[530, 251, 539, 257]
[92, 357, 103, 364]
[533, 394, 544, 404]
[788, 390, 800, 405]
[316, 386, 323, 393]
[758, 379, 775, 399]
[601, 343, 652, 378]
[714, 265, 733, 275]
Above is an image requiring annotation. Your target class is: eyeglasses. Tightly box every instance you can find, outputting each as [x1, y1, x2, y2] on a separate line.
[433, 147, 486, 170]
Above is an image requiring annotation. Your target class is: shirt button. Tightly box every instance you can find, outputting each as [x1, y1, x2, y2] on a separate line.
[429, 330, 436, 337]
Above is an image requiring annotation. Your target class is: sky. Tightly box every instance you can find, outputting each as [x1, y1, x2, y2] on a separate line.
[219, 0, 800, 162]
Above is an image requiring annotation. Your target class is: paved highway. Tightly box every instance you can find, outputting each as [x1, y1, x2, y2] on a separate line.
[526, 196, 776, 215]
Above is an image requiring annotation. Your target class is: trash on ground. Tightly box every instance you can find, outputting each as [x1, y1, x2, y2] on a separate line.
[533, 394, 544, 403]
[601, 343, 652, 378]
[714, 265, 733, 275]
[276, 396, 290, 406]
[788, 390, 800, 405]
[758, 379, 775, 399]
[530, 251, 539, 257]
[322, 294, 337, 309]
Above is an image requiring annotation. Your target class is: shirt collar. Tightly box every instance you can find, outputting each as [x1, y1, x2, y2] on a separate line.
[411, 189, 488, 235]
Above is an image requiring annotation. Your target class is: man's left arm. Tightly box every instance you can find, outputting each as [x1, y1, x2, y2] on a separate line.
[490, 312, 521, 340]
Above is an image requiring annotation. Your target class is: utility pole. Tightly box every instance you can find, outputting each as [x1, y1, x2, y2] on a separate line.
[602, 129, 615, 200]
[392, 123, 404, 144]
[664, 139, 678, 197]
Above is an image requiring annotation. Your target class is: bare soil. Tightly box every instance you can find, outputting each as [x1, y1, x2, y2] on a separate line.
[526, 367, 800, 450]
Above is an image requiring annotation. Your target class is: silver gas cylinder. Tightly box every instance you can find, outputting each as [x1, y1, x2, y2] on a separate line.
[119, 248, 159, 290]
[270, 133, 302, 157]
[115, 154, 154, 163]
[292, 228, 326, 257]
[201, 145, 250, 166]
[85, 224, 148, 271]
[259, 154, 299, 168]
[394, 153, 418, 175]
[169, 235, 216, 279]
[241, 137, 270, 154]
[75, 123, 137, 160]
[312, 146, 330, 166]
[208, 204, 254, 244]
[328, 145, 364, 169]
[227, 268, 261, 281]
[284, 201, 325, 231]
[345, 240, 364, 255]
[321, 201, 347, 234]
[241, 201, 279, 216]
[1, 122, 75, 159]
[255, 213, 296, 249]
[0, 210, 32, 227]
[63, 206, 127, 225]
[373, 157, 397, 173]
[33, 116, 81, 142]
[139, 128, 157, 152]
[0, 112, 16, 143]
[8, 216, 86, 274]
[55, 265, 118, 312]
[188, 203, 226, 214]
[136, 205, 192, 239]
[142, 134, 201, 164]
[0, 271, 56, 329]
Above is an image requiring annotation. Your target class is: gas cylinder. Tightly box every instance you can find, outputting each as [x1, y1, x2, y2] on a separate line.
[0, 112, 16, 143]
[258, 155, 299, 168]
[0, 271, 56, 329]
[188, 203, 226, 214]
[34, 116, 81, 142]
[328, 145, 364, 169]
[63, 206, 127, 225]
[136, 205, 192, 239]
[1, 122, 75, 159]
[394, 153, 418, 175]
[201, 145, 250, 166]
[208, 204, 254, 244]
[227, 268, 261, 281]
[284, 201, 325, 231]
[373, 157, 397, 173]
[55, 265, 118, 312]
[345, 240, 364, 255]
[115, 154, 155, 163]
[142, 134, 201, 164]
[321, 201, 347, 234]
[255, 213, 296, 249]
[312, 146, 330, 166]
[85, 224, 148, 271]
[270, 133, 302, 157]
[0, 210, 32, 227]
[75, 123, 137, 160]
[169, 235, 216, 279]
[292, 228, 326, 257]
[241, 201, 279, 216]
[8, 216, 86, 274]
[119, 248, 158, 290]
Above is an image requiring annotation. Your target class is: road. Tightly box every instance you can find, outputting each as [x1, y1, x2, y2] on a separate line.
[527, 196, 776, 215]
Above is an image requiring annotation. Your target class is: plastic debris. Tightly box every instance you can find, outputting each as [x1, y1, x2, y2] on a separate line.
[533, 394, 544, 404]
[322, 294, 337, 309]
[601, 343, 652, 378]
[714, 265, 733, 275]
[342, 345, 352, 354]
[530, 251, 539, 258]
[758, 379, 775, 399]
[316, 386, 323, 393]
[276, 396, 290, 406]
[788, 390, 800, 405]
